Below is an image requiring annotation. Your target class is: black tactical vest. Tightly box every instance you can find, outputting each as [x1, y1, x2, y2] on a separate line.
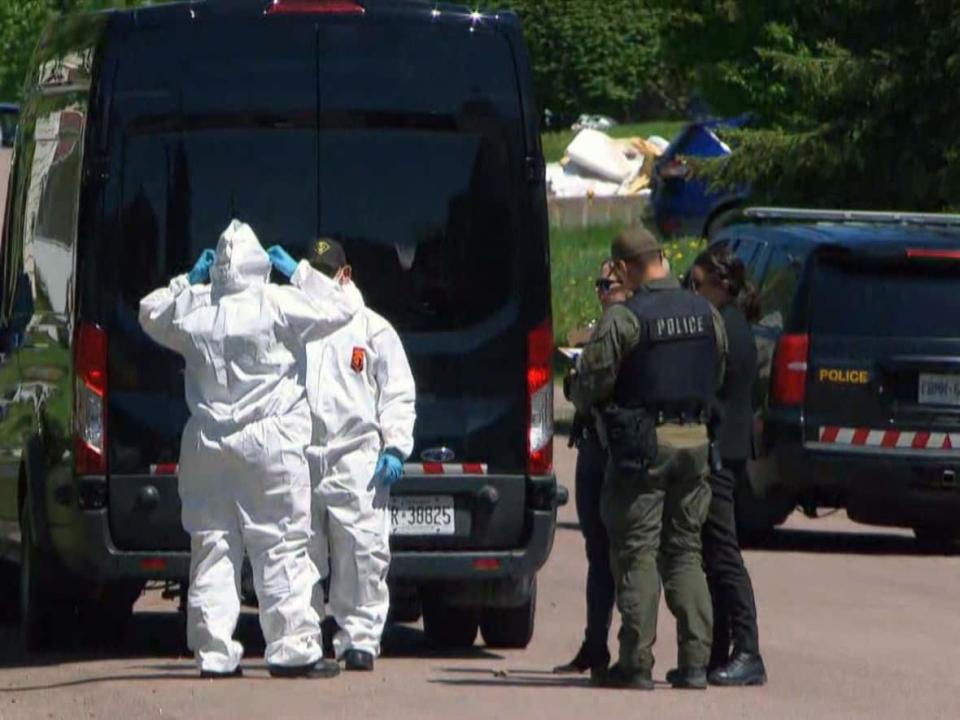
[613, 286, 718, 422]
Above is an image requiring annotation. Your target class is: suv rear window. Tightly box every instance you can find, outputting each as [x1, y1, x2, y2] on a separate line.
[811, 255, 960, 338]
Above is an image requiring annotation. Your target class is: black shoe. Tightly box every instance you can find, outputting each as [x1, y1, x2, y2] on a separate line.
[268, 659, 341, 679]
[200, 668, 243, 680]
[708, 652, 767, 687]
[593, 663, 654, 690]
[667, 666, 707, 690]
[553, 644, 610, 675]
[344, 649, 375, 672]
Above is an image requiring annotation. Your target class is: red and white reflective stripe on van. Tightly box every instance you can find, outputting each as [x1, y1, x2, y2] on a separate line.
[151, 463, 489, 475]
[405, 463, 488, 475]
[817, 427, 960, 451]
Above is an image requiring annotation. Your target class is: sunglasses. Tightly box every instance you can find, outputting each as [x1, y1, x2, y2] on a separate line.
[595, 278, 619, 293]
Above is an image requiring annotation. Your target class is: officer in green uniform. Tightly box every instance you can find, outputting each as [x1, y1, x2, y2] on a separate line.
[568, 227, 727, 690]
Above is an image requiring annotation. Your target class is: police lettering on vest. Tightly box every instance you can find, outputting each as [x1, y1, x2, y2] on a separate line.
[613, 287, 718, 420]
[653, 314, 708, 342]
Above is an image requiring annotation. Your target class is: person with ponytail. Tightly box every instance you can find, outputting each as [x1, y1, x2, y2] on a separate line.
[686, 245, 767, 687]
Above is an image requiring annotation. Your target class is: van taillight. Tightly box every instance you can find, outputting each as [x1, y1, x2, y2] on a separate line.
[771, 333, 809, 407]
[527, 320, 554, 475]
[75, 323, 107, 475]
[266, 0, 364, 13]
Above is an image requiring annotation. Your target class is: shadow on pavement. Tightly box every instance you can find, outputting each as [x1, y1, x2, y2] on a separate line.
[749, 528, 947, 556]
[382, 623, 503, 661]
[431, 666, 593, 690]
[0, 603, 498, 681]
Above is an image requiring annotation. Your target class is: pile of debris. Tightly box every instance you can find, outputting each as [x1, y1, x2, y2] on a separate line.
[547, 128, 669, 199]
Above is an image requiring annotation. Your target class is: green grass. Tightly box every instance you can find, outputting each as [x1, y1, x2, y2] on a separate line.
[550, 224, 703, 346]
[542, 120, 687, 164]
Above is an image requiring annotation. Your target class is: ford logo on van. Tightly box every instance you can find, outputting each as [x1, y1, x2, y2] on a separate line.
[421, 447, 456, 463]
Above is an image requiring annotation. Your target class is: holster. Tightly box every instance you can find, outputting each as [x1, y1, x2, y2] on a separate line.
[601, 404, 658, 477]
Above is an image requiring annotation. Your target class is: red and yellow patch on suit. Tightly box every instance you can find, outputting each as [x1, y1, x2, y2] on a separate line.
[351, 347, 366, 373]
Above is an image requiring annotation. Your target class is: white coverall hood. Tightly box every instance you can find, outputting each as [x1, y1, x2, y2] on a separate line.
[210, 220, 271, 299]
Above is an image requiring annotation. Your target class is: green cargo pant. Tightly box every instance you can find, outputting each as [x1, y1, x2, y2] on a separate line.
[600, 424, 713, 673]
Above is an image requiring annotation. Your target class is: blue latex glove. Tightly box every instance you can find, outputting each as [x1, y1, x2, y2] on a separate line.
[267, 245, 298, 279]
[187, 249, 216, 285]
[373, 451, 404, 488]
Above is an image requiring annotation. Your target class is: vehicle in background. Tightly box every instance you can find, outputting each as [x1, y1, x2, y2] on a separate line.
[0, 0, 562, 653]
[650, 115, 750, 240]
[0, 104, 18, 148]
[711, 207, 960, 547]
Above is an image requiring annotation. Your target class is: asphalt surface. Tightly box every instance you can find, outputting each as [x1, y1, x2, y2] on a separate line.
[2, 435, 959, 720]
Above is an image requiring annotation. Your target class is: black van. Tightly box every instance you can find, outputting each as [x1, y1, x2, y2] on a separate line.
[712, 207, 960, 545]
[0, 0, 562, 651]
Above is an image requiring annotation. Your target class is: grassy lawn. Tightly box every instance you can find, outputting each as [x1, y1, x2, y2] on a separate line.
[550, 224, 704, 346]
[542, 119, 687, 164]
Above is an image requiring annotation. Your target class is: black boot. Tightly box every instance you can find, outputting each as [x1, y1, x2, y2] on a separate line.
[666, 666, 707, 690]
[344, 649, 375, 672]
[553, 644, 610, 675]
[593, 663, 654, 690]
[200, 668, 243, 680]
[269, 659, 341, 679]
[708, 651, 767, 687]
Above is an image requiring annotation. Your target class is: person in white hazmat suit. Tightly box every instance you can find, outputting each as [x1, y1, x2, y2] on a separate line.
[269, 240, 416, 672]
[139, 220, 361, 680]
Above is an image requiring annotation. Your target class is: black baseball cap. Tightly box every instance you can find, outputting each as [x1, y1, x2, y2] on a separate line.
[307, 238, 347, 277]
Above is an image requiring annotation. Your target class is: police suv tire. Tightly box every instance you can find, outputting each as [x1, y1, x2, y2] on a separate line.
[19, 501, 68, 653]
[479, 578, 537, 649]
[422, 597, 479, 649]
[734, 480, 796, 546]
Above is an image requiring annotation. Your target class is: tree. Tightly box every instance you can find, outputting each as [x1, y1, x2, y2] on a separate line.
[660, 0, 960, 211]
[493, 0, 683, 122]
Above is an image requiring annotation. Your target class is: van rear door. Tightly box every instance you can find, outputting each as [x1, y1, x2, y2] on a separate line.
[309, 17, 541, 550]
[805, 246, 960, 454]
[102, 16, 319, 550]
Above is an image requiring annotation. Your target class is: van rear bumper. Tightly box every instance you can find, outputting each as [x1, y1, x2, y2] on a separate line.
[63, 477, 562, 583]
[389, 506, 557, 581]
[60, 508, 190, 581]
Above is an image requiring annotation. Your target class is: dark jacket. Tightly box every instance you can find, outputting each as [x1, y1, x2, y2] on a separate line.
[715, 302, 757, 461]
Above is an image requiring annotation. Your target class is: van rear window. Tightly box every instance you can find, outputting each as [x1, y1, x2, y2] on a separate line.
[810, 256, 960, 338]
[112, 19, 525, 333]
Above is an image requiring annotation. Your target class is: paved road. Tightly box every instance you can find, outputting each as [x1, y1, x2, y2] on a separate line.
[1, 438, 959, 720]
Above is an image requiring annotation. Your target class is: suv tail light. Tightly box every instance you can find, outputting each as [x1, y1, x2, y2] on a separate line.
[771, 333, 809, 407]
[75, 323, 107, 475]
[527, 319, 554, 475]
[266, 0, 365, 13]
[658, 158, 689, 180]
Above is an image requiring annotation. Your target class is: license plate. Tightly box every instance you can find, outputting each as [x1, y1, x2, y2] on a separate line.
[918, 373, 960, 406]
[389, 495, 455, 536]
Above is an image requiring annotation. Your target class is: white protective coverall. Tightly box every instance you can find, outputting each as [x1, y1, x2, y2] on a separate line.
[139, 220, 362, 673]
[306, 292, 416, 659]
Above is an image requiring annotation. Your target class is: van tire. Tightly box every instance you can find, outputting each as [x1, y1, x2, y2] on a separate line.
[734, 480, 796, 546]
[19, 501, 70, 653]
[78, 582, 143, 647]
[480, 578, 536, 649]
[422, 597, 479, 649]
[0, 561, 19, 623]
[388, 596, 422, 624]
[913, 527, 960, 553]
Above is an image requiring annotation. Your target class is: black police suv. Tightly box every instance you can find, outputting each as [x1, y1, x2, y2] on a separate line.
[0, 0, 561, 651]
[711, 207, 960, 545]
